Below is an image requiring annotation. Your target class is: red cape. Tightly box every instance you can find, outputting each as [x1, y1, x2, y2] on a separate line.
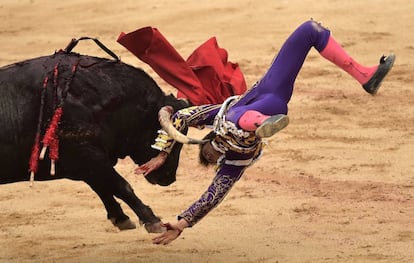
[117, 27, 246, 105]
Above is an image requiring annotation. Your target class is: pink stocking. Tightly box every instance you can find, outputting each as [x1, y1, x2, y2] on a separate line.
[320, 36, 377, 85]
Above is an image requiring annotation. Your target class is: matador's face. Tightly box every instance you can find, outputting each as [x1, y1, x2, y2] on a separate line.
[201, 141, 222, 164]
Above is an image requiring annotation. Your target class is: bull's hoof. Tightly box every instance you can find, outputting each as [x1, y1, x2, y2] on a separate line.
[144, 221, 167, 233]
[110, 218, 137, 230]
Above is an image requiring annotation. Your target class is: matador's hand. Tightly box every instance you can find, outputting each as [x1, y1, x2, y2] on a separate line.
[135, 152, 168, 176]
[152, 222, 183, 245]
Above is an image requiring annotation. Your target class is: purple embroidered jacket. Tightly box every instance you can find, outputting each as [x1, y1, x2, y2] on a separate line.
[160, 101, 264, 226]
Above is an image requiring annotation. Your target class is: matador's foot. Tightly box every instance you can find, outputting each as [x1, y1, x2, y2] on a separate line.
[255, 114, 289, 138]
[363, 54, 396, 95]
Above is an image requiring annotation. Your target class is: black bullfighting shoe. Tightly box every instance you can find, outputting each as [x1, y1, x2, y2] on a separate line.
[255, 114, 289, 138]
[363, 54, 396, 95]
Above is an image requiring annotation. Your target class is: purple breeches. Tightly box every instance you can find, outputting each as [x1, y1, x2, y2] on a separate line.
[226, 20, 331, 123]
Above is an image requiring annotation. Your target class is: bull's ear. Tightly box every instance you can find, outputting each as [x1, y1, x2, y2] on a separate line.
[176, 98, 191, 109]
[165, 95, 191, 112]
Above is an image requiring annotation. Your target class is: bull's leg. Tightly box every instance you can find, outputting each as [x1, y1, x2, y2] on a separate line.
[85, 177, 136, 230]
[62, 143, 162, 232]
[84, 168, 163, 232]
[108, 169, 165, 233]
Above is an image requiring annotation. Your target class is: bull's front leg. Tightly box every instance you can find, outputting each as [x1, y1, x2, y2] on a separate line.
[85, 167, 164, 233]
[109, 170, 165, 233]
[85, 176, 137, 230]
[62, 143, 163, 232]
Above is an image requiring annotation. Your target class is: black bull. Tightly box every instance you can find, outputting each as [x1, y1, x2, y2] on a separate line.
[0, 50, 189, 233]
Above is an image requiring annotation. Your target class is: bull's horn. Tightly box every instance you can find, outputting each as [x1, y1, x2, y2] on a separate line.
[158, 106, 207, 144]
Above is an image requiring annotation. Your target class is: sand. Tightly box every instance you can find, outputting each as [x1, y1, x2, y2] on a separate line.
[0, 0, 413, 262]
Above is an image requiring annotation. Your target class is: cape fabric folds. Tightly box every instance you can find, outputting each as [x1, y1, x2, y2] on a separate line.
[117, 27, 247, 105]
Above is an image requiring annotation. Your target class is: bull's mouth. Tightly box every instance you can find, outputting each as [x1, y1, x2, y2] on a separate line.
[158, 106, 207, 145]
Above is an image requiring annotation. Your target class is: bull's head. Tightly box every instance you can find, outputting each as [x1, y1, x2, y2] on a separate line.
[142, 106, 207, 186]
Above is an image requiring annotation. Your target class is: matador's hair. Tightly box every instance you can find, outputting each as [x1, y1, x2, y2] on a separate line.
[198, 130, 217, 167]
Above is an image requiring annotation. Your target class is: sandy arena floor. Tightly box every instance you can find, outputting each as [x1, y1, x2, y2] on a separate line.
[0, 1, 413, 262]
